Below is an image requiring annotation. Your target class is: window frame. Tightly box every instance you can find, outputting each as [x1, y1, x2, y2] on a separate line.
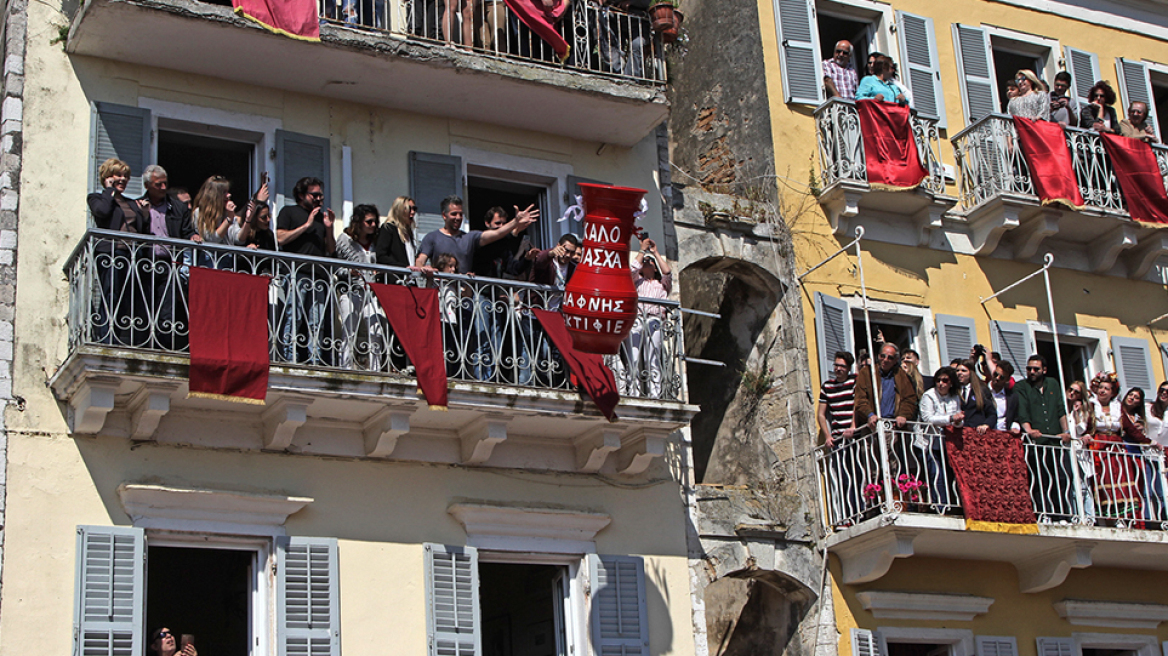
[843, 297, 940, 375]
[1072, 632, 1159, 656]
[817, 0, 895, 60]
[982, 26, 1062, 85]
[877, 627, 976, 656]
[477, 551, 587, 656]
[1025, 321, 1109, 382]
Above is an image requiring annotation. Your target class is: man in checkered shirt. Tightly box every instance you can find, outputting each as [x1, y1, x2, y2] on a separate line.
[823, 40, 858, 100]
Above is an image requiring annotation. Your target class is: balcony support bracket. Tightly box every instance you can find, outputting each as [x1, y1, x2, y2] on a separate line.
[574, 428, 623, 473]
[69, 376, 120, 435]
[968, 202, 1022, 255]
[835, 527, 919, 584]
[364, 408, 414, 458]
[1125, 233, 1168, 279]
[261, 396, 312, 451]
[461, 417, 510, 465]
[1013, 542, 1094, 594]
[616, 428, 670, 476]
[913, 205, 946, 247]
[1088, 225, 1138, 273]
[1013, 209, 1062, 260]
[128, 383, 179, 441]
[820, 182, 866, 236]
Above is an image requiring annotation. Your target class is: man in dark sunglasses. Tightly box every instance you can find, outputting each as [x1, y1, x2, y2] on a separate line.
[822, 39, 858, 100]
[275, 176, 337, 366]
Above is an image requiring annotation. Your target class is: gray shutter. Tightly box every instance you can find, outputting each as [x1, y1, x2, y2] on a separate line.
[409, 152, 464, 243]
[1160, 343, 1168, 388]
[774, 0, 824, 105]
[990, 320, 1033, 378]
[978, 637, 1019, 656]
[897, 11, 946, 128]
[815, 293, 854, 384]
[936, 314, 978, 365]
[1112, 335, 1155, 392]
[277, 537, 340, 656]
[276, 130, 332, 208]
[425, 544, 480, 656]
[588, 554, 649, 656]
[1116, 58, 1160, 141]
[1036, 638, 1073, 656]
[73, 525, 145, 656]
[852, 629, 879, 656]
[92, 103, 151, 198]
[1063, 46, 1101, 107]
[952, 24, 999, 125]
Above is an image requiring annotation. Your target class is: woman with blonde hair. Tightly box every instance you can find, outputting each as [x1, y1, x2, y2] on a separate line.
[193, 175, 233, 244]
[375, 195, 418, 268]
[902, 357, 925, 399]
[1008, 69, 1050, 121]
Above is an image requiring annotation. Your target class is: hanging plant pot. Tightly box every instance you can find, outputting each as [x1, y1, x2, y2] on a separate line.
[648, 2, 675, 33]
[661, 8, 682, 43]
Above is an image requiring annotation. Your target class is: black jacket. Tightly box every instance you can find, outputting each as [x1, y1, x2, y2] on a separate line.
[136, 193, 196, 240]
[88, 187, 147, 233]
[375, 223, 413, 267]
[960, 380, 998, 429]
[1079, 104, 1121, 133]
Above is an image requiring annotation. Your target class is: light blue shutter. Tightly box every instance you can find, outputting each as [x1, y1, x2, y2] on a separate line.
[1063, 46, 1101, 108]
[851, 629, 880, 656]
[409, 152, 464, 243]
[588, 554, 648, 656]
[774, 0, 824, 105]
[73, 525, 145, 656]
[92, 103, 151, 197]
[978, 637, 1019, 656]
[277, 537, 340, 656]
[1112, 336, 1155, 392]
[897, 11, 946, 128]
[1116, 58, 1160, 141]
[815, 293, 854, 383]
[1036, 638, 1073, 656]
[952, 24, 999, 125]
[276, 130, 332, 208]
[990, 321, 1033, 379]
[936, 314, 978, 365]
[425, 544, 480, 656]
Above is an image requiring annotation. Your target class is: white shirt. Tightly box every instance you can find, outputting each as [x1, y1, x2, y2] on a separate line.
[920, 388, 961, 426]
[1091, 397, 1122, 433]
[1146, 404, 1168, 446]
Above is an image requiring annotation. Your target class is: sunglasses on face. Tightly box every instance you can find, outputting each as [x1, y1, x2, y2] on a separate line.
[878, 354, 896, 360]
[308, 192, 324, 199]
[1026, 366, 1042, 371]
[835, 49, 850, 54]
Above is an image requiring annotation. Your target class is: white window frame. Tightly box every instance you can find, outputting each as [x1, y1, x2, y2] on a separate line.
[877, 627, 975, 656]
[816, 0, 896, 63]
[982, 25, 1062, 85]
[1026, 322, 1109, 381]
[477, 551, 587, 656]
[1072, 632, 1159, 656]
[844, 297, 940, 374]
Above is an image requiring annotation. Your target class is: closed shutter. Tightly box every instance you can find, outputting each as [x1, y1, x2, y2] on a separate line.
[774, 0, 824, 105]
[1116, 58, 1160, 141]
[978, 637, 1019, 656]
[952, 24, 999, 125]
[73, 525, 145, 656]
[897, 11, 946, 128]
[852, 629, 880, 656]
[92, 103, 151, 198]
[1063, 46, 1101, 108]
[1112, 335, 1155, 392]
[1036, 638, 1073, 656]
[588, 554, 649, 656]
[815, 293, 854, 383]
[277, 537, 340, 656]
[936, 314, 978, 366]
[425, 544, 480, 656]
[409, 152, 464, 243]
[990, 321, 1033, 378]
[1160, 343, 1168, 388]
[276, 130, 332, 208]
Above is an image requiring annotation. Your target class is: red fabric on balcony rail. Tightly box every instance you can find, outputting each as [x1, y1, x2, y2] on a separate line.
[1012, 116, 1086, 209]
[943, 426, 1037, 528]
[370, 283, 448, 410]
[1099, 132, 1168, 224]
[855, 99, 928, 190]
[232, 0, 320, 41]
[533, 309, 619, 421]
[188, 267, 270, 404]
[503, 0, 570, 62]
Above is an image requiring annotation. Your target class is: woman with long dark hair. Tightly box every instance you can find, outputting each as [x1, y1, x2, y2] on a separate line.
[1088, 376, 1147, 522]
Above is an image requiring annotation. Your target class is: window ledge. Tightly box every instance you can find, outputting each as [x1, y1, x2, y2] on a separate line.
[448, 502, 612, 553]
[117, 483, 314, 536]
[856, 591, 994, 621]
[1054, 599, 1168, 629]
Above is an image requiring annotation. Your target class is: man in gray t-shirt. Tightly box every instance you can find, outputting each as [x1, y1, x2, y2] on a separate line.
[416, 195, 537, 273]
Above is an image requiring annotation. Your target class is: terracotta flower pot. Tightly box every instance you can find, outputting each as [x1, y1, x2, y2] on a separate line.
[648, 2, 675, 33]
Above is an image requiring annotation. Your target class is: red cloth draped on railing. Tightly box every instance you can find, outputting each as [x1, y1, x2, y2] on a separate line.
[503, 0, 570, 62]
[533, 309, 619, 421]
[232, 0, 320, 41]
[188, 268, 270, 404]
[856, 99, 928, 190]
[1099, 133, 1168, 224]
[1012, 116, 1086, 209]
[370, 284, 448, 410]
[943, 427, 1037, 527]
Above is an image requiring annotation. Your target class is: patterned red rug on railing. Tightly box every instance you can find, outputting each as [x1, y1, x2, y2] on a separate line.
[1012, 116, 1086, 209]
[855, 99, 928, 190]
[533, 309, 619, 422]
[943, 426, 1038, 531]
[370, 283, 448, 410]
[188, 267, 270, 404]
[1099, 133, 1168, 224]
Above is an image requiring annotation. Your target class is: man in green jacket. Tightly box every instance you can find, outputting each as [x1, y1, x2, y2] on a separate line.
[1015, 354, 1072, 518]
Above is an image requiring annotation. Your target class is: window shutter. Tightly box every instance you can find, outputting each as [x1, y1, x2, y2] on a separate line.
[990, 321, 1033, 379]
[73, 525, 145, 656]
[1112, 335, 1155, 392]
[1063, 46, 1101, 108]
[1036, 638, 1073, 656]
[425, 544, 480, 656]
[952, 24, 999, 125]
[852, 629, 880, 656]
[814, 293, 854, 383]
[1116, 58, 1160, 141]
[277, 537, 340, 656]
[936, 314, 978, 366]
[588, 554, 649, 656]
[92, 103, 151, 198]
[774, 0, 824, 105]
[1160, 343, 1168, 388]
[409, 152, 464, 243]
[276, 130, 332, 208]
[897, 11, 946, 128]
[978, 637, 1019, 656]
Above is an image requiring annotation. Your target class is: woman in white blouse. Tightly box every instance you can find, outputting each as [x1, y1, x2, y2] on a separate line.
[1143, 381, 1168, 521]
[1087, 375, 1142, 522]
[1067, 380, 1095, 518]
[917, 366, 960, 510]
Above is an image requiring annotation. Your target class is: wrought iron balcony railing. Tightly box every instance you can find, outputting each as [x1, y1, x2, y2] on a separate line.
[64, 230, 685, 402]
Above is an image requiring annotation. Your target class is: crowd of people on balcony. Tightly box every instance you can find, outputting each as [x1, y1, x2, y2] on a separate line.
[818, 340, 1168, 526]
[823, 41, 911, 108]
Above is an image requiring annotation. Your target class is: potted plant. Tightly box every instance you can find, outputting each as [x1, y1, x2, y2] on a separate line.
[648, 0, 676, 34]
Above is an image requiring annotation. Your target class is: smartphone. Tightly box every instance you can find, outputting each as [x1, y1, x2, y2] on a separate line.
[180, 635, 195, 649]
[260, 171, 269, 186]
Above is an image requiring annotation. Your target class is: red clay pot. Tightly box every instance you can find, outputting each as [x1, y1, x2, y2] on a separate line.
[648, 2, 675, 33]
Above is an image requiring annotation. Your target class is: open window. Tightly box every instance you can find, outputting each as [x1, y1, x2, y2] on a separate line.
[1021, 322, 1108, 387]
[953, 25, 1058, 124]
[812, 292, 938, 380]
[1116, 58, 1166, 142]
[156, 121, 259, 203]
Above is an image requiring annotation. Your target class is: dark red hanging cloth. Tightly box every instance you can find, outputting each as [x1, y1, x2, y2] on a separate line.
[1012, 116, 1085, 209]
[370, 283, 449, 410]
[855, 99, 928, 190]
[188, 267, 270, 404]
[533, 309, 619, 421]
[1100, 132, 1168, 224]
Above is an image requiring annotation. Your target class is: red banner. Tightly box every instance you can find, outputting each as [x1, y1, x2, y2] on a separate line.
[1100, 132, 1168, 224]
[503, 0, 569, 61]
[188, 267, 270, 404]
[856, 99, 928, 190]
[943, 427, 1036, 525]
[370, 284, 448, 409]
[233, 0, 320, 41]
[533, 309, 619, 421]
[1012, 116, 1085, 209]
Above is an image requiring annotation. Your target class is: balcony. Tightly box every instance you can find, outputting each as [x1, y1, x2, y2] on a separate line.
[814, 98, 957, 242]
[49, 230, 697, 475]
[951, 114, 1168, 272]
[817, 421, 1168, 591]
[66, 0, 667, 145]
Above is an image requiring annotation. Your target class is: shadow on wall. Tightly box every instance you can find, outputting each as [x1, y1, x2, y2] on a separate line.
[680, 256, 784, 484]
[704, 569, 816, 656]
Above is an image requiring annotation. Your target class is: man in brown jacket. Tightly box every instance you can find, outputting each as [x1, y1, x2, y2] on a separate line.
[854, 343, 919, 429]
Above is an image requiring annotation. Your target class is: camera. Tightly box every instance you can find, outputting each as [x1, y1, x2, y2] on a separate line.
[973, 344, 987, 357]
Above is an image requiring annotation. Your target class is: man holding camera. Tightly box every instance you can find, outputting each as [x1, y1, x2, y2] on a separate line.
[276, 177, 336, 366]
[1050, 71, 1079, 127]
